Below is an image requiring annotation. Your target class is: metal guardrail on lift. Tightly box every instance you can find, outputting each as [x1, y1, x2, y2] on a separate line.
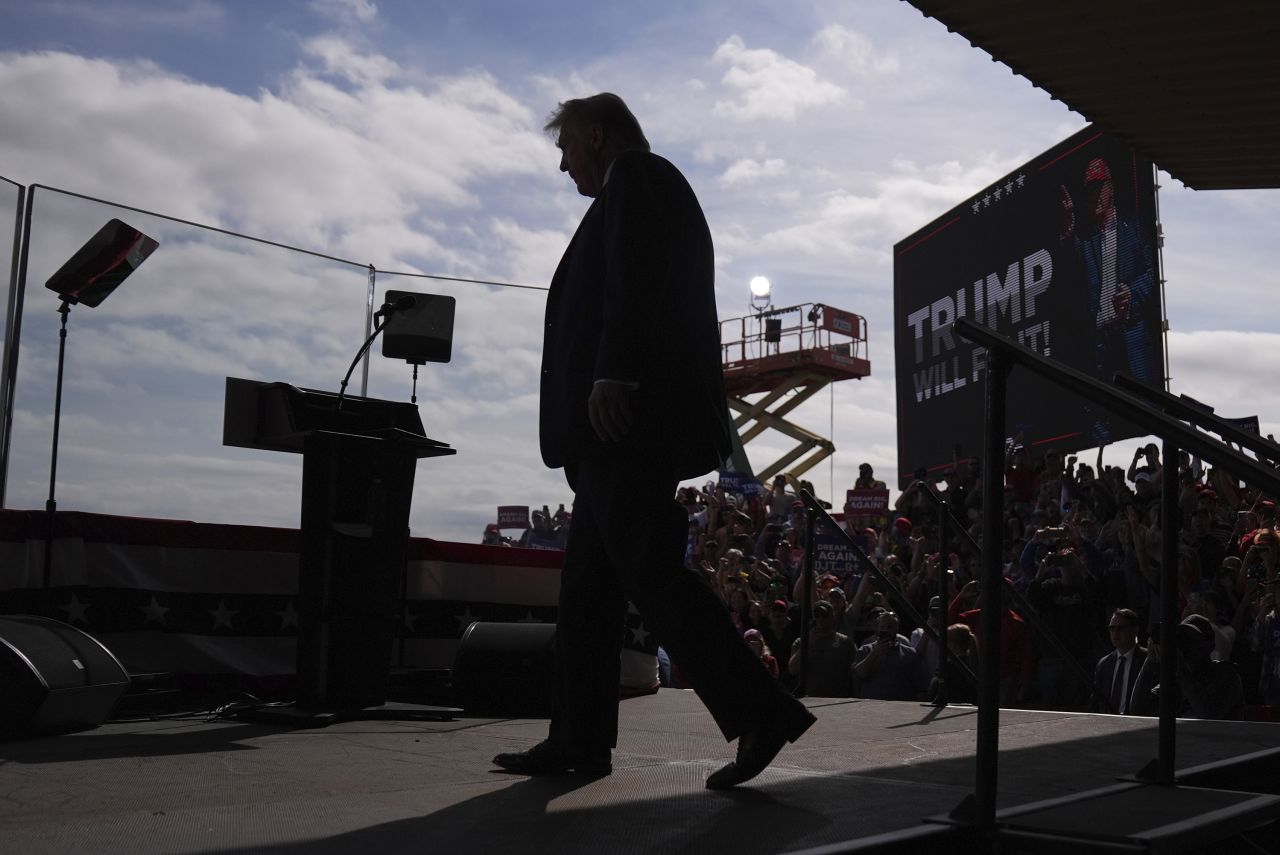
[719, 302, 870, 396]
[718, 303, 871, 480]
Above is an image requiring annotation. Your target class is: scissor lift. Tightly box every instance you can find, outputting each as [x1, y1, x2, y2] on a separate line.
[720, 303, 870, 481]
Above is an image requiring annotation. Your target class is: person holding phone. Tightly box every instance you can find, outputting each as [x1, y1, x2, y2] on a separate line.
[852, 611, 929, 701]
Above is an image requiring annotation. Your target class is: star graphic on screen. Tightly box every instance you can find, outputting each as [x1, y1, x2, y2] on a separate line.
[402, 607, 418, 632]
[1004, 180, 1015, 195]
[982, 194, 991, 207]
[1016, 173, 1026, 188]
[209, 599, 238, 630]
[140, 594, 169, 625]
[971, 200, 981, 214]
[277, 601, 298, 630]
[454, 607, 477, 632]
[517, 610, 542, 623]
[60, 592, 90, 626]
[629, 623, 651, 646]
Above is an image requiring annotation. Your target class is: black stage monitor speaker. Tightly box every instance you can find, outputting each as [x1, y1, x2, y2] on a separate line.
[381, 290, 455, 365]
[452, 621, 555, 717]
[0, 615, 130, 739]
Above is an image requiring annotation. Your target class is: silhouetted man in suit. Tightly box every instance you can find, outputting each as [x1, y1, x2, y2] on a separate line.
[494, 93, 814, 788]
[1093, 607, 1146, 714]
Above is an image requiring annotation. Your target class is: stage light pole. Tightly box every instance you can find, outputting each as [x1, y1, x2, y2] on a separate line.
[41, 220, 158, 597]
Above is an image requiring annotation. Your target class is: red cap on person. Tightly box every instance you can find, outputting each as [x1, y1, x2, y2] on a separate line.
[1085, 157, 1111, 183]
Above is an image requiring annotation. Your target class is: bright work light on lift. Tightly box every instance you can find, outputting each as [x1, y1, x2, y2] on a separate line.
[749, 275, 772, 312]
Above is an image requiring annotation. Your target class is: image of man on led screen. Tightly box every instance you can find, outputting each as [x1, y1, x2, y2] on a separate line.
[1057, 155, 1160, 443]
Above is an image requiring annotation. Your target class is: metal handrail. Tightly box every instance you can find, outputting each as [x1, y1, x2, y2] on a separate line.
[955, 319, 1280, 496]
[1114, 372, 1280, 467]
[953, 316, 1280, 828]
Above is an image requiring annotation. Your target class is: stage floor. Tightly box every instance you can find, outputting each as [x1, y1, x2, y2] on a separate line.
[1, 690, 1277, 855]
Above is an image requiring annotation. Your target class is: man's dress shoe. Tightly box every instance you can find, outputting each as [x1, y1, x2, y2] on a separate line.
[493, 740, 612, 776]
[706, 712, 815, 790]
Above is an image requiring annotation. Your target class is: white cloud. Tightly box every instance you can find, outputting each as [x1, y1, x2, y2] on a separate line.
[487, 218, 571, 285]
[302, 35, 398, 86]
[812, 25, 899, 75]
[1166, 330, 1280, 433]
[711, 35, 846, 121]
[719, 157, 787, 186]
[310, 0, 378, 24]
[715, 153, 1019, 276]
[0, 46, 553, 264]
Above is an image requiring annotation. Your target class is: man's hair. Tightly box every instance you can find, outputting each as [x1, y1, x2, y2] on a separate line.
[544, 93, 650, 152]
[1111, 608, 1139, 627]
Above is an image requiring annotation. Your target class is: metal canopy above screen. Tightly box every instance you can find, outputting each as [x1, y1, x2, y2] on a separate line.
[905, 0, 1280, 190]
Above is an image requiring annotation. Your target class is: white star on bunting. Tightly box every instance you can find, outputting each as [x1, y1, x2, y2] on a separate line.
[61, 593, 89, 626]
[209, 599, 238, 630]
[141, 594, 169, 625]
[277, 601, 299, 630]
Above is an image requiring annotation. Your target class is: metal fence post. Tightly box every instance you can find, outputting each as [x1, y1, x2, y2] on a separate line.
[0, 183, 32, 506]
[796, 505, 817, 697]
[974, 347, 1008, 827]
[934, 495, 950, 706]
[360, 265, 376, 397]
[1157, 438, 1180, 783]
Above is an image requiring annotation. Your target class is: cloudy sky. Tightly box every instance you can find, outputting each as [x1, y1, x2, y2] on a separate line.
[1, 0, 1277, 543]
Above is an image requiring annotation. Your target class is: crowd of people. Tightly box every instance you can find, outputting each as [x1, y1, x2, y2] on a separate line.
[491, 443, 1280, 719]
[680, 446, 1278, 718]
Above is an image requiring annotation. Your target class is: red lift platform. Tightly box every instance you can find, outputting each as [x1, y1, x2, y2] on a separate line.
[720, 303, 871, 481]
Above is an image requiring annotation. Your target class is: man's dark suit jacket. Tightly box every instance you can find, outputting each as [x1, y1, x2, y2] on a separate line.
[539, 149, 733, 480]
[1092, 645, 1147, 714]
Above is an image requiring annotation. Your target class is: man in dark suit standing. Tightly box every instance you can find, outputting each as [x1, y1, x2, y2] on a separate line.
[1093, 607, 1146, 714]
[493, 93, 814, 789]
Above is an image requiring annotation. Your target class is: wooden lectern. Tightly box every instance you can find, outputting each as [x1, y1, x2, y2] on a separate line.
[223, 377, 455, 719]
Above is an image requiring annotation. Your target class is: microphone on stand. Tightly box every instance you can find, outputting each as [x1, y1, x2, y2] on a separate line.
[336, 295, 418, 411]
[375, 294, 417, 320]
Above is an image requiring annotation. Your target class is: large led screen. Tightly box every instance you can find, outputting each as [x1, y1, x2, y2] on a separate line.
[893, 126, 1164, 484]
